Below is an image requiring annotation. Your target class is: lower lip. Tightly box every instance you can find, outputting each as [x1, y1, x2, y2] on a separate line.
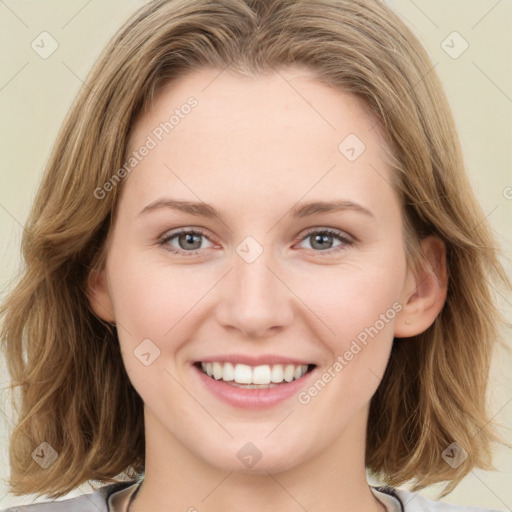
[193, 365, 315, 410]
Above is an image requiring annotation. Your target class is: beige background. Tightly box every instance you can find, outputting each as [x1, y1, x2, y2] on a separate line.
[0, 0, 511, 509]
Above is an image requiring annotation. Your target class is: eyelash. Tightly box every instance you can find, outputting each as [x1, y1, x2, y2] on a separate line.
[158, 227, 354, 257]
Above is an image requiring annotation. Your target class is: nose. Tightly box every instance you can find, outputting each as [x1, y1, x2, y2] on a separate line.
[215, 247, 295, 339]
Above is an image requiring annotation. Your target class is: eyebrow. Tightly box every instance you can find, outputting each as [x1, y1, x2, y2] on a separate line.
[138, 198, 375, 219]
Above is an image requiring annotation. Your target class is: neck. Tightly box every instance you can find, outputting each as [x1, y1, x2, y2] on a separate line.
[130, 406, 385, 512]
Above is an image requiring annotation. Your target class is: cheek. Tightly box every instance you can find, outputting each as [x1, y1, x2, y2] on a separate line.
[295, 256, 404, 403]
[297, 256, 405, 345]
[105, 250, 205, 384]
[297, 286, 399, 430]
[108, 260, 198, 404]
[108, 252, 201, 335]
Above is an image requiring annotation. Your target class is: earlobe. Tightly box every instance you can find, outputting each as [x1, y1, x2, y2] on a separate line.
[86, 267, 116, 323]
[394, 236, 448, 338]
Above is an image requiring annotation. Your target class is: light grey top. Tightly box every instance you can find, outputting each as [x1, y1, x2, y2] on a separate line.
[1, 479, 509, 511]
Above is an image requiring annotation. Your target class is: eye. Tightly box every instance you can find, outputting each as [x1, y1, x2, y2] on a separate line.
[159, 228, 214, 255]
[296, 228, 354, 255]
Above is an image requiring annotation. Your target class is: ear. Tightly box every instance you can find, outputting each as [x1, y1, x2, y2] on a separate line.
[86, 267, 116, 323]
[394, 236, 448, 338]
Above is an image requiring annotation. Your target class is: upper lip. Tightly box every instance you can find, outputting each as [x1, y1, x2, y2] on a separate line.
[194, 354, 315, 366]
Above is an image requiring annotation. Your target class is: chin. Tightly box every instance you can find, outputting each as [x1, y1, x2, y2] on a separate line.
[192, 436, 311, 475]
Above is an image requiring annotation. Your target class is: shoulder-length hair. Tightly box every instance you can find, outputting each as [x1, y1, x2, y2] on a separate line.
[1, 0, 508, 499]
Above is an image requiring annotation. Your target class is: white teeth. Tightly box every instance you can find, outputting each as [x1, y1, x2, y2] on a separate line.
[202, 362, 213, 377]
[223, 362, 234, 381]
[252, 365, 271, 385]
[294, 365, 308, 380]
[270, 364, 284, 383]
[234, 364, 252, 384]
[212, 362, 223, 380]
[199, 362, 310, 385]
[283, 364, 295, 382]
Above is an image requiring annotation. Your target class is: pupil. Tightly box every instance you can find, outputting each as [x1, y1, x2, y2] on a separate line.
[312, 233, 332, 250]
[181, 233, 200, 250]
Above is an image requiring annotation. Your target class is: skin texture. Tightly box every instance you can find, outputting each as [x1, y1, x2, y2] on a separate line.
[88, 67, 447, 512]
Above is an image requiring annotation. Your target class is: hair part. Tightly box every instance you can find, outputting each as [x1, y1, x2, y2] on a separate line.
[1, 0, 509, 499]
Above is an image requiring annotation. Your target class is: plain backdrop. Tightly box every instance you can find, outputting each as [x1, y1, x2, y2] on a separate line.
[0, 0, 511, 509]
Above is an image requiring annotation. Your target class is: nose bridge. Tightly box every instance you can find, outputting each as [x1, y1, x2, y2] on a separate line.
[217, 238, 294, 337]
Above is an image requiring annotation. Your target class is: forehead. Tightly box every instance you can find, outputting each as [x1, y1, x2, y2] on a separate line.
[121, 67, 398, 222]
[128, 66, 381, 155]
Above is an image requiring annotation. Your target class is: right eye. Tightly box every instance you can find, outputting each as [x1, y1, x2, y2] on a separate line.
[159, 228, 215, 255]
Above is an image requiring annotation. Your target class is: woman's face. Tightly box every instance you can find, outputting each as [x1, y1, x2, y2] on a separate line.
[90, 67, 420, 474]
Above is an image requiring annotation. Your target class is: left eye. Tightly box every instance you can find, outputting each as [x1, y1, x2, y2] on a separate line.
[296, 229, 353, 253]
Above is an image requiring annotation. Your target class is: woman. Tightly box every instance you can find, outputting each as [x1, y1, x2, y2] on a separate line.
[1, 0, 509, 511]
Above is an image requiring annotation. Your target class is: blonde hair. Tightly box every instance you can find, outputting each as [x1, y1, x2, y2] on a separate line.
[1, 0, 508, 500]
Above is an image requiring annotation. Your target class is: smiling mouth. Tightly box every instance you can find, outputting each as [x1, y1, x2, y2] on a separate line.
[195, 362, 316, 388]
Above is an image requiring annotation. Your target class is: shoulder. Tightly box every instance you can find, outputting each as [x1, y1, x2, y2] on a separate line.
[0, 481, 136, 512]
[376, 486, 510, 512]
